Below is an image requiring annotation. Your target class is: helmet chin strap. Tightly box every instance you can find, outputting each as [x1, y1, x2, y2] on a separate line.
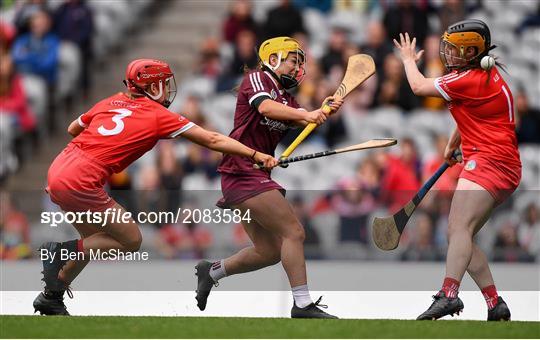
[145, 80, 163, 101]
[263, 51, 283, 72]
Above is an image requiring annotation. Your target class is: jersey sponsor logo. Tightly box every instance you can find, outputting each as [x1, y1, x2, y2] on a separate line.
[259, 179, 271, 184]
[259, 116, 290, 132]
[465, 160, 476, 171]
[110, 100, 141, 109]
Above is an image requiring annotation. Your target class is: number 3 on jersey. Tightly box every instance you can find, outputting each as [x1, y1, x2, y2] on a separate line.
[98, 108, 132, 136]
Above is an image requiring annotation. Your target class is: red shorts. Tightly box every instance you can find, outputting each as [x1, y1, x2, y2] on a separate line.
[459, 155, 521, 204]
[217, 172, 285, 208]
[46, 144, 116, 212]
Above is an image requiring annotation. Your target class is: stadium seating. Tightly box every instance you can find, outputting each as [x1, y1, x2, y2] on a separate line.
[1, 0, 156, 183]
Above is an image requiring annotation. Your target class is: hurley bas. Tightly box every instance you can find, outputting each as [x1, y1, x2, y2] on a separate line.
[40, 248, 149, 262]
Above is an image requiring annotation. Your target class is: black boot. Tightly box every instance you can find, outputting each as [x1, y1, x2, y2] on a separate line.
[195, 260, 217, 311]
[487, 297, 511, 321]
[33, 290, 72, 315]
[291, 296, 338, 319]
[417, 291, 464, 320]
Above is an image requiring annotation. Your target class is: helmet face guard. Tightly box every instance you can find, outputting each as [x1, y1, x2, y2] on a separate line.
[439, 39, 470, 70]
[145, 75, 177, 108]
[163, 76, 177, 108]
[276, 49, 306, 89]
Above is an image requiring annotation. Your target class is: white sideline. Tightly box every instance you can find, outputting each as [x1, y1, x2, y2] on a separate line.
[1, 291, 538, 321]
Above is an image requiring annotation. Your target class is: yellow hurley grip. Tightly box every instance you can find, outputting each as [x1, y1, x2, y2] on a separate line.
[322, 103, 332, 115]
[280, 123, 317, 158]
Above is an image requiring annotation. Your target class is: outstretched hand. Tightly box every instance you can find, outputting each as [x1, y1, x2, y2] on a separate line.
[393, 32, 424, 63]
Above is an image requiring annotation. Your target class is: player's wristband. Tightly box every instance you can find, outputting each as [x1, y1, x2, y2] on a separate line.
[250, 150, 257, 160]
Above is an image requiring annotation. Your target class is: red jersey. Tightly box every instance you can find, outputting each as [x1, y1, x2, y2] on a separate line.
[218, 70, 303, 174]
[71, 93, 194, 173]
[434, 68, 520, 165]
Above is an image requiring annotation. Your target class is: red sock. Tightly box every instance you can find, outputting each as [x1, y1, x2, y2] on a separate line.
[481, 285, 499, 310]
[77, 239, 84, 253]
[441, 277, 460, 298]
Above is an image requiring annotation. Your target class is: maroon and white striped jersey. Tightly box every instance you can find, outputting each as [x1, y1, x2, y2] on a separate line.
[218, 70, 304, 174]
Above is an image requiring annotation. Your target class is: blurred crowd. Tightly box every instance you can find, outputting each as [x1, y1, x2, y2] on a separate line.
[1, 0, 539, 263]
[1, 0, 83, 183]
[0, 0, 153, 183]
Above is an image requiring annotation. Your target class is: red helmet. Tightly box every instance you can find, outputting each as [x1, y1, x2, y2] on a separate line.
[124, 59, 177, 107]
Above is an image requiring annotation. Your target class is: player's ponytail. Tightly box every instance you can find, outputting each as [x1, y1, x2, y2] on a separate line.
[492, 55, 508, 74]
[231, 63, 259, 95]
[231, 48, 266, 94]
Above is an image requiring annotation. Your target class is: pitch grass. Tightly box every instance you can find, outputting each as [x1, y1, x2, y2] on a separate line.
[1, 316, 539, 338]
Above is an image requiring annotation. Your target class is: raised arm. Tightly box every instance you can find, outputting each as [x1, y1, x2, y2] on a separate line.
[393, 33, 442, 98]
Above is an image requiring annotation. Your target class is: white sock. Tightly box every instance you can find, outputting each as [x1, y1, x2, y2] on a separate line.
[209, 259, 227, 282]
[292, 284, 313, 308]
